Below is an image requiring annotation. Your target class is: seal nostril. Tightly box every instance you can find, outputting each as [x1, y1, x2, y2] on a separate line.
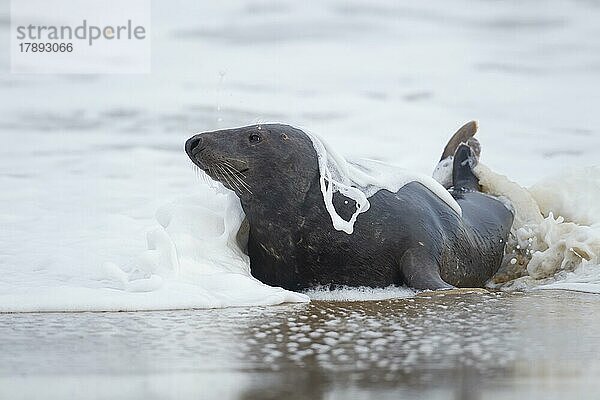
[186, 136, 203, 156]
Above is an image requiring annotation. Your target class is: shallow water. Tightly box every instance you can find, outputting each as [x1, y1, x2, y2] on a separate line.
[2, 290, 600, 399]
[0, 0, 599, 396]
[1, 0, 600, 309]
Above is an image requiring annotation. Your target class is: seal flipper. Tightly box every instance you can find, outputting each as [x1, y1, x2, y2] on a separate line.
[433, 121, 480, 189]
[399, 248, 453, 290]
[452, 144, 480, 192]
[440, 120, 478, 161]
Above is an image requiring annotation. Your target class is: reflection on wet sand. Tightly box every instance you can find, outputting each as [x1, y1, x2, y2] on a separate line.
[236, 292, 514, 399]
[2, 290, 599, 398]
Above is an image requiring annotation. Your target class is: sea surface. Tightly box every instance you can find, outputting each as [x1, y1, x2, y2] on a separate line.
[0, 0, 599, 397]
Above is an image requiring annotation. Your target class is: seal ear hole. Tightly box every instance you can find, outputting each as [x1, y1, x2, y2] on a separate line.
[249, 133, 262, 144]
[280, 133, 289, 140]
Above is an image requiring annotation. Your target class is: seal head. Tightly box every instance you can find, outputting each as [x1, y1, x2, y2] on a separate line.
[186, 124, 318, 205]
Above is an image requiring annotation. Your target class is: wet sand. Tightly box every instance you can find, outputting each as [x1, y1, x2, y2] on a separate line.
[2, 290, 599, 399]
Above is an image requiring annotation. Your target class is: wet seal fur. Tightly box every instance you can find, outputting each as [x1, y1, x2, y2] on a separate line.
[185, 123, 513, 291]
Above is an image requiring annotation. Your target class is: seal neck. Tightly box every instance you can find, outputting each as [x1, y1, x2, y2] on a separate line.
[240, 173, 325, 289]
[241, 170, 322, 230]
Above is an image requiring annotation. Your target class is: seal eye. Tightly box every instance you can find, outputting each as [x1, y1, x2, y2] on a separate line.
[249, 133, 262, 144]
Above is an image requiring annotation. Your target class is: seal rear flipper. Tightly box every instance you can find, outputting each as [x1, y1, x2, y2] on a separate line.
[452, 144, 480, 192]
[399, 248, 453, 290]
[433, 121, 480, 188]
[440, 120, 478, 161]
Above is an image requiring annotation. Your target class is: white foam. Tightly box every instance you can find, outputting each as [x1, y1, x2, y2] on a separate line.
[432, 157, 454, 189]
[306, 132, 462, 234]
[529, 166, 600, 227]
[305, 285, 416, 301]
[0, 185, 308, 312]
[101, 187, 309, 310]
[476, 165, 600, 293]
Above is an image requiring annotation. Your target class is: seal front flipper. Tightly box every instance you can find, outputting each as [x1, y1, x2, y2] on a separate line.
[399, 248, 453, 290]
[452, 144, 480, 192]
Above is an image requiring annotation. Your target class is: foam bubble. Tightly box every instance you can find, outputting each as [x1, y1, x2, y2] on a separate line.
[304, 285, 415, 301]
[476, 165, 600, 292]
[306, 132, 462, 234]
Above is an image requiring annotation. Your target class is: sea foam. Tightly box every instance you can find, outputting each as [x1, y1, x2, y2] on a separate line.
[1, 134, 597, 312]
[475, 165, 600, 293]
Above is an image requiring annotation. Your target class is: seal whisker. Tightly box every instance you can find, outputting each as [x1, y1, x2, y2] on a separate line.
[221, 164, 243, 195]
[222, 164, 253, 195]
[190, 162, 202, 182]
[222, 160, 248, 179]
[192, 163, 211, 186]
[212, 166, 228, 192]
[221, 162, 252, 194]
[235, 175, 253, 195]
[221, 161, 247, 182]
[221, 159, 237, 171]
[225, 158, 248, 165]
[216, 164, 242, 195]
[226, 165, 252, 195]
[201, 170, 210, 185]
[214, 164, 232, 191]
[207, 168, 220, 190]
